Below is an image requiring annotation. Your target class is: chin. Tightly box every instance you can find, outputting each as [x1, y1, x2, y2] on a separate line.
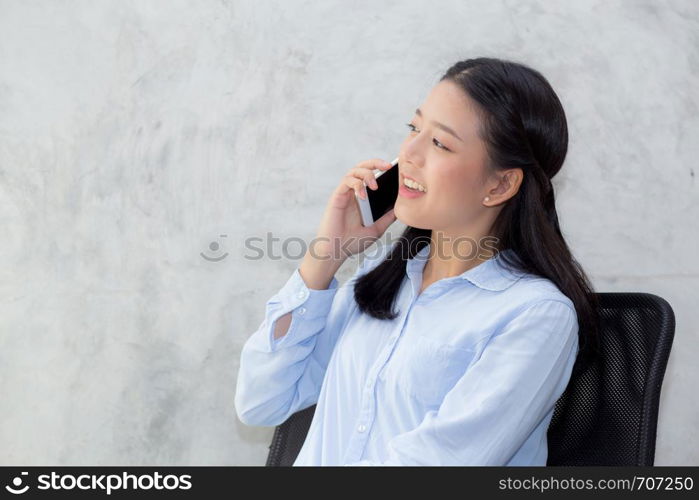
[394, 204, 432, 230]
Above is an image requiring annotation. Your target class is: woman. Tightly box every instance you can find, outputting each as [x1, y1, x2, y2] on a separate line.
[234, 57, 600, 466]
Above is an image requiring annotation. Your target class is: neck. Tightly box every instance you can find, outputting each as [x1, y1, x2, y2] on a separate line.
[423, 228, 497, 281]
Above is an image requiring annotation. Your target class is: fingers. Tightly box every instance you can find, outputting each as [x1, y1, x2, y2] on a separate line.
[348, 158, 393, 194]
[348, 167, 378, 190]
[339, 173, 368, 199]
[336, 159, 394, 199]
[357, 158, 393, 171]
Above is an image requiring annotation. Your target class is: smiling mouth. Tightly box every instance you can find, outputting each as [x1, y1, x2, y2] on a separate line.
[400, 173, 427, 193]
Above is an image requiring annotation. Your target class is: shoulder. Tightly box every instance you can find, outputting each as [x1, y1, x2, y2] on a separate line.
[488, 271, 579, 337]
[489, 276, 580, 353]
[506, 274, 576, 312]
[498, 278, 580, 363]
[490, 250, 574, 311]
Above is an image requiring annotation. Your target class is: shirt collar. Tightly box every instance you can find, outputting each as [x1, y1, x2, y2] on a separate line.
[406, 242, 526, 292]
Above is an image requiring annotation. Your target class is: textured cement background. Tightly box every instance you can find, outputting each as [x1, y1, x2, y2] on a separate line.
[0, 0, 696, 465]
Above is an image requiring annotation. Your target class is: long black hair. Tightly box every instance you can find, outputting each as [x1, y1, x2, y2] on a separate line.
[353, 57, 600, 377]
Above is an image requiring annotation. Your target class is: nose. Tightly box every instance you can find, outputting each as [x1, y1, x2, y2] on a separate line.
[399, 148, 423, 172]
[400, 135, 427, 169]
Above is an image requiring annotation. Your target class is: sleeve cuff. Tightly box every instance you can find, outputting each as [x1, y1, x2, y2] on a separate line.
[268, 267, 340, 351]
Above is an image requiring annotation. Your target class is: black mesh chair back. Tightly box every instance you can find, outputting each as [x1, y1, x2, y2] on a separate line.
[265, 404, 316, 466]
[546, 292, 674, 465]
[266, 292, 675, 466]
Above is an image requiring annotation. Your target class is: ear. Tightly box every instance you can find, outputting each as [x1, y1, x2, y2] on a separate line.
[487, 168, 523, 202]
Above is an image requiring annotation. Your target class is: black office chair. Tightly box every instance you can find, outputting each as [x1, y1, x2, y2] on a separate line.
[266, 292, 675, 466]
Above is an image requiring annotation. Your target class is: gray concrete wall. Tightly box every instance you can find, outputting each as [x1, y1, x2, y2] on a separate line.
[0, 0, 696, 465]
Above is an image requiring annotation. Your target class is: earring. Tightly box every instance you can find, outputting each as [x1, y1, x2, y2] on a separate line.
[484, 196, 490, 202]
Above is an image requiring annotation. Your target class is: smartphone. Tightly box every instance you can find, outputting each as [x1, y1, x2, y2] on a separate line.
[355, 157, 399, 227]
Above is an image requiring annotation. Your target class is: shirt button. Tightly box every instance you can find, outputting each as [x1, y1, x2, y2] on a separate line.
[297, 290, 307, 299]
[357, 424, 366, 433]
[298, 307, 306, 315]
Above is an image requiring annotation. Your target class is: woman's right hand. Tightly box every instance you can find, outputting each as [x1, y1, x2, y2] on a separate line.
[303, 158, 398, 279]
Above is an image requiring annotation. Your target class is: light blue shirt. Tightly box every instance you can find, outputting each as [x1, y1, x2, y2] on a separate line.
[235, 240, 579, 466]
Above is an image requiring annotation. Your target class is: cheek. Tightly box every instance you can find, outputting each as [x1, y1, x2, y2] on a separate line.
[432, 168, 480, 201]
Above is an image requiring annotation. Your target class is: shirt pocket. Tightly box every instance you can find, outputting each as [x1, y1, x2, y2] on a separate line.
[396, 335, 475, 408]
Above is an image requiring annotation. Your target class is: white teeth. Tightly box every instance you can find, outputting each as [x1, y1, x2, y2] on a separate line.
[403, 178, 427, 192]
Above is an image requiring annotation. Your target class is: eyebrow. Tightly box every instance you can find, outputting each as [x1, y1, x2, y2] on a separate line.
[415, 107, 464, 142]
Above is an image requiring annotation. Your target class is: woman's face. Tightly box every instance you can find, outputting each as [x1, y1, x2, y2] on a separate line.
[395, 79, 493, 234]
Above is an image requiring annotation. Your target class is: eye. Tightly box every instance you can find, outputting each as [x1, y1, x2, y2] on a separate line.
[405, 123, 450, 151]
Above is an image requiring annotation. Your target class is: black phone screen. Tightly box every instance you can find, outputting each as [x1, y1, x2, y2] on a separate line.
[368, 163, 399, 222]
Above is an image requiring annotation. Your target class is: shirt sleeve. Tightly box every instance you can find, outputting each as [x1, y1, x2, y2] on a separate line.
[343, 299, 580, 466]
[234, 243, 391, 428]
